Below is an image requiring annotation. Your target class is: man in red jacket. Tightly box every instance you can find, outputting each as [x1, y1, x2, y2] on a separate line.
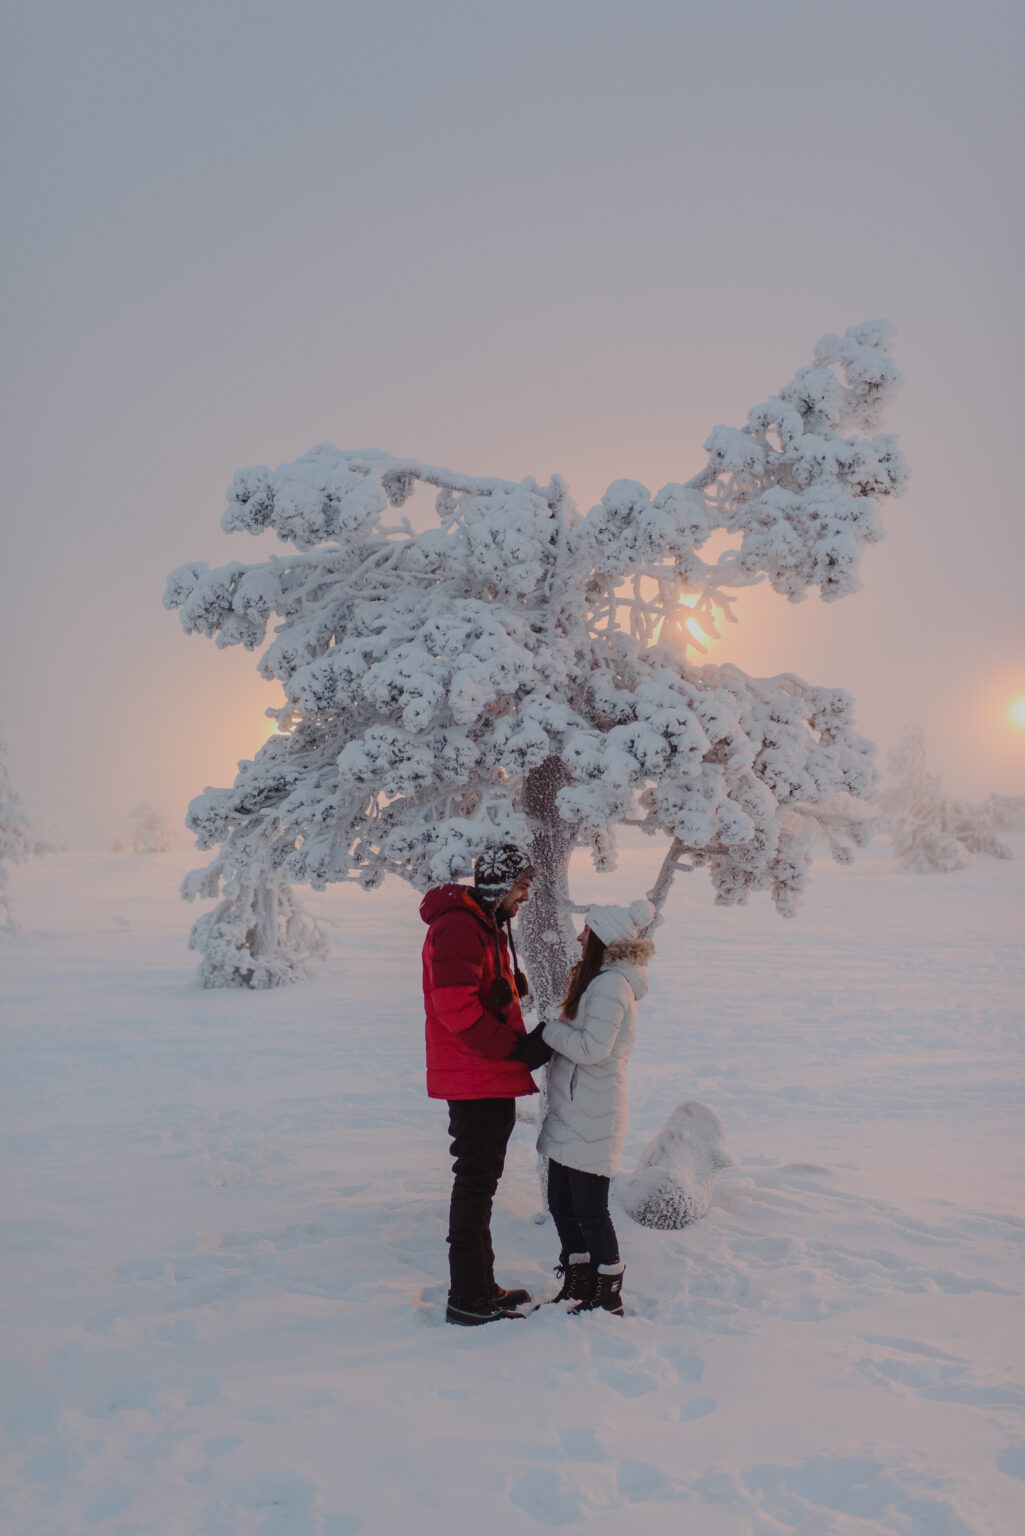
[421, 844, 551, 1325]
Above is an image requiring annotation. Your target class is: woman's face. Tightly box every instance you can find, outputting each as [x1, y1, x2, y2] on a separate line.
[577, 925, 590, 949]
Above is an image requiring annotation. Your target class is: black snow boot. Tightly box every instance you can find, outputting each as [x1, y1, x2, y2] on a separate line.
[548, 1252, 598, 1306]
[570, 1261, 624, 1317]
[445, 1295, 526, 1326]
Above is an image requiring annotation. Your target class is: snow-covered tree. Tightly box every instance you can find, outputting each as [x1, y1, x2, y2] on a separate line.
[181, 846, 327, 988]
[166, 321, 906, 1001]
[879, 727, 1014, 872]
[0, 732, 50, 933]
[130, 800, 174, 854]
[986, 792, 1025, 832]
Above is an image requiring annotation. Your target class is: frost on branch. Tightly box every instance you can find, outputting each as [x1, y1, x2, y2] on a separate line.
[165, 324, 906, 994]
[0, 731, 51, 935]
[879, 727, 1015, 873]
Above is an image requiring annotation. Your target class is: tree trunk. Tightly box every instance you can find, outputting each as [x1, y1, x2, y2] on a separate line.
[517, 756, 578, 1224]
[518, 756, 578, 1016]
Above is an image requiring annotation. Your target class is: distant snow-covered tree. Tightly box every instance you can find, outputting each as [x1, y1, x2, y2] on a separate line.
[130, 801, 174, 854]
[879, 727, 1014, 872]
[0, 732, 50, 933]
[986, 792, 1025, 832]
[166, 321, 907, 1001]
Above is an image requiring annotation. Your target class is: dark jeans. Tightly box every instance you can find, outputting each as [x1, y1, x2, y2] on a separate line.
[546, 1158, 620, 1268]
[446, 1098, 516, 1302]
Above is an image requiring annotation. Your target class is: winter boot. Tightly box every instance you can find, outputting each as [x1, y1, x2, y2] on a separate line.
[446, 1295, 526, 1326]
[548, 1252, 598, 1306]
[485, 1240, 531, 1308]
[570, 1261, 624, 1317]
[490, 1281, 532, 1307]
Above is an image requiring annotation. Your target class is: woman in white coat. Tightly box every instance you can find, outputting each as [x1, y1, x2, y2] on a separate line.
[538, 899, 654, 1316]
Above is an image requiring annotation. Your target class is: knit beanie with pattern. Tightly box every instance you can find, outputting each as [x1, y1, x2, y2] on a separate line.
[473, 844, 535, 908]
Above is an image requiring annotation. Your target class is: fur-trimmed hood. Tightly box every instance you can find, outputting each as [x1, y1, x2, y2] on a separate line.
[602, 937, 653, 1002]
[604, 937, 654, 967]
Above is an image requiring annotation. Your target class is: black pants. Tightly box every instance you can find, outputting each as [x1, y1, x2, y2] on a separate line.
[546, 1158, 620, 1268]
[446, 1098, 516, 1302]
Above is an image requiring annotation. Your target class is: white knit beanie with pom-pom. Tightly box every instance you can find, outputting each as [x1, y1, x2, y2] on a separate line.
[586, 898, 655, 945]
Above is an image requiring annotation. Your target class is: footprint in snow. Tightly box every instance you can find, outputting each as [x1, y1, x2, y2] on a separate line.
[856, 1337, 1025, 1407]
[510, 1468, 584, 1525]
[559, 1427, 603, 1462]
[205, 1470, 321, 1536]
[595, 1362, 657, 1398]
[996, 1445, 1025, 1482]
[156, 1318, 198, 1347]
[658, 1343, 704, 1383]
[586, 1332, 638, 1362]
[617, 1459, 676, 1502]
[188, 1376, 221, 1407]
[692, 1451, 988, 1535]
[726, 1233, 798, 1273]
[84, 1376, 154, 1418]
[731, 1455, 904, 1526]
[83, 1481, 133, 1522]
[22, 1439, 83, 1499]
[860, 1333, 966, 1363]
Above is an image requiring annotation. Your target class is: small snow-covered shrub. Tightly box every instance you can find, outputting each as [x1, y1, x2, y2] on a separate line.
[619, 1102, 732, 1229]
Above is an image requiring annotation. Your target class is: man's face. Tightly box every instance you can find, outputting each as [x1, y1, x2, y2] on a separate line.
[497, 877, 532, 920]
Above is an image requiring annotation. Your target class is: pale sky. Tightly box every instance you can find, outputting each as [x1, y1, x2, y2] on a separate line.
[2, 0, 1023, 848]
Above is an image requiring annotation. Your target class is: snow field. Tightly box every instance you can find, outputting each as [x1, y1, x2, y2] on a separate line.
[2, 844, 1024, 1534]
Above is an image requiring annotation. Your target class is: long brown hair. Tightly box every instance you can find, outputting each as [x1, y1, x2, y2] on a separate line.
[560, 928, 607, 1021]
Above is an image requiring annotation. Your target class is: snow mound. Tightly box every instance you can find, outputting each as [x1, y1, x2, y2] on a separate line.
[619, 1101, 732, 1228]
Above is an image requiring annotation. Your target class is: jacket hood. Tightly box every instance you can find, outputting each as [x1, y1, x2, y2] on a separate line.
[603, 936, 653, 1001]
[420, 883, 493, 928]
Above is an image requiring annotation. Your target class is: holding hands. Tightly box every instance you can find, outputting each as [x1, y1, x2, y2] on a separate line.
[511, 1021, 553, 1070]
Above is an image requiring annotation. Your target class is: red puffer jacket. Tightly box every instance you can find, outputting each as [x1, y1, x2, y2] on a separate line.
[421, 884, 537, 1101]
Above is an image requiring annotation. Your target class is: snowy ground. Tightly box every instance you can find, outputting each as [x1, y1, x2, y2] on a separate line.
[3, 841, 1024, 1536]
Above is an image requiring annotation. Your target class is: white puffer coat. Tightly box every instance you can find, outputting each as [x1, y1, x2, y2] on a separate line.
[537, 938, 653, 1177]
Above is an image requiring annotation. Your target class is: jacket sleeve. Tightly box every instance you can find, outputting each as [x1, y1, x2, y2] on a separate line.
[428, 913, 518, 1059]
[541, 974, 629, 1065]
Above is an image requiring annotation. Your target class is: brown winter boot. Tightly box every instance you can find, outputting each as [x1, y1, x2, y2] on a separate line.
[548, 1252, 598, 1306]
[570, 1260, 624, 1317]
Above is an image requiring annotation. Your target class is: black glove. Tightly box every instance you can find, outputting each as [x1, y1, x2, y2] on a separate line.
[511, 1021, 553, 1070]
